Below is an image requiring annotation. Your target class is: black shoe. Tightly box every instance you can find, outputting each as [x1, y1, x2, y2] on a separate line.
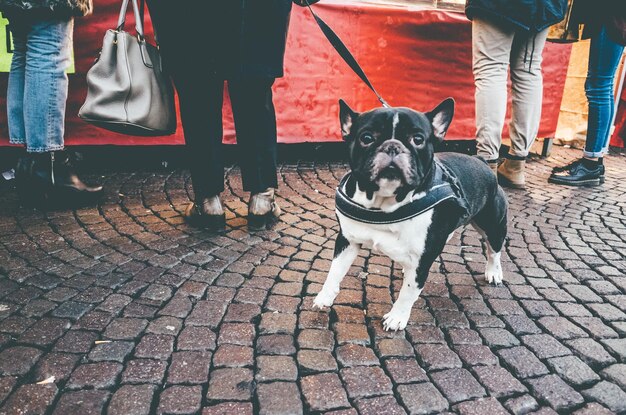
[548, 158, 604, 187]
[551, 158, 605, 183]
[183, 196, 226, 231]
[15, 151, 103, 207]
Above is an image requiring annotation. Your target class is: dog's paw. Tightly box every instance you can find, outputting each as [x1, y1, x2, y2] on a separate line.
[485, 263, 504, 286]
[313, 290, 336, 309]
[382, 308, 410, 331]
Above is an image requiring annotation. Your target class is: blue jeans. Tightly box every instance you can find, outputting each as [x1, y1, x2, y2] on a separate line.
[584, 25, 626, 158]
[7, 16, 73, 153]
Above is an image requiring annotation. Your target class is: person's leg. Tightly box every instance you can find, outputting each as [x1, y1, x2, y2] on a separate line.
[472, 18, 515, 164]
[174, 73, 226, 201]
[509, 27, 549, 158]
[497, 27, 549, 189]
[15, 17, 102, 206]
[23, 18, 73, 153]
[228, 77, 278, 194]
[147, 1, 227, 227]
[6, 16, 28, 147]
[228, 77, 280, 229]
[583, 26, 625, 158]
[148, 0, 226, 200]
[548, 25, 624, 187]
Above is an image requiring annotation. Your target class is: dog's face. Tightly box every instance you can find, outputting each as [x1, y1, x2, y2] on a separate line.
[339, 98, 454, 198]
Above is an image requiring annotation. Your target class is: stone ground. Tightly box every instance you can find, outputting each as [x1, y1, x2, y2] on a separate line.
[0, 146, 625, 415]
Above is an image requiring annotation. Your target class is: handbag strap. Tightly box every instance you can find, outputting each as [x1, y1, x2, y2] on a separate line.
[139, 0, 160, 46]
[116, 0, 145, 39]
[301, 0, 390, 108]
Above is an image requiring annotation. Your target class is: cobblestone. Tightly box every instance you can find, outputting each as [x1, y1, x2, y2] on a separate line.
[581, 381, 626, 413]
[397, 382, 448, 414]
[431, 368, 486, 404]
[257, 382, 303, 415]
[301, 373, 350, 412]
[528, 374, 585, 412]
[52, 390, 109, 415]
[107, 384, 155, 415]
[158, 385, 202, 415]
[341, 366, 393, 399]
[0, 147, 625, 414]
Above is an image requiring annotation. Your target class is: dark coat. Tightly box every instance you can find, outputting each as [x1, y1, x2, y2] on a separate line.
[465, 0, 568, 32]
[574, 0, 626, 45]
[148, 0, 303, 79]
[0, 0, 92, 17]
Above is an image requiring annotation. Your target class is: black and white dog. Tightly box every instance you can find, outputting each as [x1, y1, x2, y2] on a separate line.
[313, 98, 508, 331]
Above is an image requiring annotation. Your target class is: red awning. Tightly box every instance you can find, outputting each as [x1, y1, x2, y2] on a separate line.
[0, 1, 572, 146]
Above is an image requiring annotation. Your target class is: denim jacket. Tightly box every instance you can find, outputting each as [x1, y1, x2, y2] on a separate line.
[465, 0, 568, 32]
[0, 0, 92, 17]
[574, 0, 626, 45]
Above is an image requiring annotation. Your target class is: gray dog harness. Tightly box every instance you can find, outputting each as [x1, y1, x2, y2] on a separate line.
[335, 162, 468, 225]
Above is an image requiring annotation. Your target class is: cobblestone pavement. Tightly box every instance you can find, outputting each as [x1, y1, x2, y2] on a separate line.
[0, 146, 625, 415]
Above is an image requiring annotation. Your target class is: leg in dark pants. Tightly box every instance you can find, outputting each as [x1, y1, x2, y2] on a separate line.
[173, 73, 225, 200]
[228, 78, 278, 193]
[146, 0, 228, 201]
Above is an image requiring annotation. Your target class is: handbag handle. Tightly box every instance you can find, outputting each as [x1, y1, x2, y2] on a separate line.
[116, 0, 145, 39]
[115, 0, 155, 69]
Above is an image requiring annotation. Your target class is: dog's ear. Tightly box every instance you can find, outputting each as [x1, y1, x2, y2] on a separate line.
[426, 98, 455, 142]
[339, 99, 358, 141]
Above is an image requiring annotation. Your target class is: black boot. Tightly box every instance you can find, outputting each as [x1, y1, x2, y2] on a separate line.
[548, 158, 604, 187]
[15, 151, 103, 207]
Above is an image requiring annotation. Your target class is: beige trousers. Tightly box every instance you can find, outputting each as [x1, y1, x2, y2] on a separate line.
[472, 18, 549, 160]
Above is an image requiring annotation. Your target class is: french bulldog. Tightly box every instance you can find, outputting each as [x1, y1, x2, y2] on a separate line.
[313, 98, 508, 331]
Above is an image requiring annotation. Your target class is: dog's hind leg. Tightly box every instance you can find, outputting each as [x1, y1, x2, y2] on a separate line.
[471, 187, 508, 285]
[313, 230, 360, 309]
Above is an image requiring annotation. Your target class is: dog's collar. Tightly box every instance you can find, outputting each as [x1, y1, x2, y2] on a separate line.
[335, 162, 458, 225]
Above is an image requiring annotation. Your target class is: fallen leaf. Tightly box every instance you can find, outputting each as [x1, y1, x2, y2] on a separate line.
[36, 376, 55, 385]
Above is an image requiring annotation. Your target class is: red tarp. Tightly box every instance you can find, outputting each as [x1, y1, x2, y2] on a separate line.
[0, 1, 572, 146]
[611, 84, 626, 148]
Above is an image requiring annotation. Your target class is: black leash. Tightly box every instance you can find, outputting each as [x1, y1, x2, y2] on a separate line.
[302, 0, 390, 108]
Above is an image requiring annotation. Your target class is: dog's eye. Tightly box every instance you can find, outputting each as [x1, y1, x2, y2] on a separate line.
[360, 134, 375, 145]
[411, 135, 425, 146]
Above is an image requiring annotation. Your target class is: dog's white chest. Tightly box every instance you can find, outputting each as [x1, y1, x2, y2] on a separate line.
[338, 210, 433, 268]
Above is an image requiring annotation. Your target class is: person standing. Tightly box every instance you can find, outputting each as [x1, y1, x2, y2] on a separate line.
[146, 0, 317, 231]
[549, 0, 626, 186]
[466, 0, 568, 189]
[0, 0, 103, 206]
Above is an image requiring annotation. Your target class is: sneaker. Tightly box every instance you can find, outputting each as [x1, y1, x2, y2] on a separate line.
[551, 158, 605, 184]
[548, 158, 603, 187]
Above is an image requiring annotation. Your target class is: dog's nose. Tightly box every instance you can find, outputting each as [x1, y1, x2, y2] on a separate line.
[380, 140, 404, 157]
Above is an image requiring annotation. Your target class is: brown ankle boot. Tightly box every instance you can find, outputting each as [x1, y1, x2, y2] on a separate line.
[497, 159, 525, 189]
[487, 160, 498, 176]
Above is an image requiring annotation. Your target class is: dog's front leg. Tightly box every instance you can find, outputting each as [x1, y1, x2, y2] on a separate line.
[383, 268, 423, 331]
[313, 231, 359, 309]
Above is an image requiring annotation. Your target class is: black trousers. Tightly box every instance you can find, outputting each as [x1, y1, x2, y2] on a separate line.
[147, 2, 279, 200]
[174, 74, 278, 199]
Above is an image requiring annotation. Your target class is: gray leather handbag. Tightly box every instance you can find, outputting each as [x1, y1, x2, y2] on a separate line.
[78, 0, 176, 136]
